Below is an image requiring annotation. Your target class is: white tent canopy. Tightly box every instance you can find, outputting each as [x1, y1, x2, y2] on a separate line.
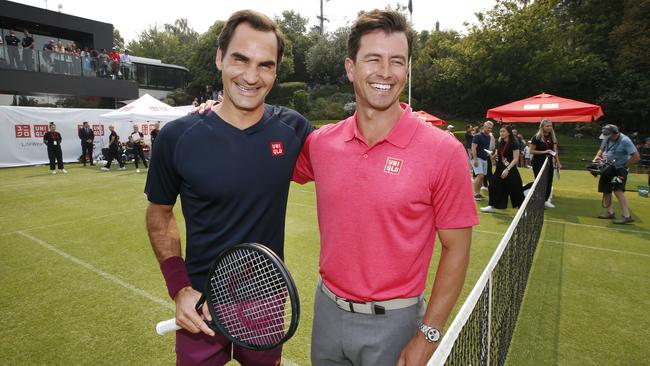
[100, 94, 185, 122]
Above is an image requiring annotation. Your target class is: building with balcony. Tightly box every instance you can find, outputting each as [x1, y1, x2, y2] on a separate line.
[0, 0, 188, 108]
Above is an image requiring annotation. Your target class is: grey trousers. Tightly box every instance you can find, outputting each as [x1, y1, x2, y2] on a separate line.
[311, 284, 425, 366]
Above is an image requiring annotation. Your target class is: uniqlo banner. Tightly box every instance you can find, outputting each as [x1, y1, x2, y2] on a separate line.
[0, 106, 168, 168]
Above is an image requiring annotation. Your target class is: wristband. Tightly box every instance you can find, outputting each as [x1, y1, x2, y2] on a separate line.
[160, 256, 192, 299]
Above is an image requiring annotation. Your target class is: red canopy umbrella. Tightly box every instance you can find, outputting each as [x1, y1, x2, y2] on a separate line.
[413, 110, 446, 126]
[486, 93, 604, 123]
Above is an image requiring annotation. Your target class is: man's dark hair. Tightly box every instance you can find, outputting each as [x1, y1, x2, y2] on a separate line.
[83, 121, 89, 125]
[218, 10, 285, 66]
[347, 9, 413, 61]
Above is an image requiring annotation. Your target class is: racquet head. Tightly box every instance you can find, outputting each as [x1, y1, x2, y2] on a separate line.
[202, 243, 300, 351]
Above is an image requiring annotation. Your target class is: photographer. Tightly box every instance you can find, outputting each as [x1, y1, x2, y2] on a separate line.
[593, 124, 640, 224]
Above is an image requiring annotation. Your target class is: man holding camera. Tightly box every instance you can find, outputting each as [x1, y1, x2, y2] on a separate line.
[593, 124, 640, 224]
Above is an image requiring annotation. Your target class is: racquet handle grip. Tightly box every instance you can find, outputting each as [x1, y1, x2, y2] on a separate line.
[156, 318, 181, 335]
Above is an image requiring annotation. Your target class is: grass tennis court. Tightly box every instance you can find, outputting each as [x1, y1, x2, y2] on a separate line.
[0, 164, 648, 365]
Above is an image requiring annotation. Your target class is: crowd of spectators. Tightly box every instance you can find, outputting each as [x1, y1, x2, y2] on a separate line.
[1, 28, 134, 80]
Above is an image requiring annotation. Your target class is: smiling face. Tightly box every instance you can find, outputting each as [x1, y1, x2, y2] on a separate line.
[216, 22, 277, 115]
[345, 30, 409, 113]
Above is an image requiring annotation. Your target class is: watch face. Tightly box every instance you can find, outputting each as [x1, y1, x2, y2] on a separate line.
[426, 328, 440, 342]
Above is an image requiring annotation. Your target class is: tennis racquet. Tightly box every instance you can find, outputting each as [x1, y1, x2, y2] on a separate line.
[155, 243, 300, 351]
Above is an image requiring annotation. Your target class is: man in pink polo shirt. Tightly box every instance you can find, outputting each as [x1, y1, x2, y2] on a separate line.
[293, 10, 478, 366]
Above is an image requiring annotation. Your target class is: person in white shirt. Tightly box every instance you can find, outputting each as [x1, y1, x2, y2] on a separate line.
[130, 124, 148, 173]
[120, 49, 132, 79]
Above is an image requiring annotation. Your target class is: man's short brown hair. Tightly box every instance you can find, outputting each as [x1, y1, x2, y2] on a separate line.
[218, 10, 285, 65]
[347, 9, 413, 61]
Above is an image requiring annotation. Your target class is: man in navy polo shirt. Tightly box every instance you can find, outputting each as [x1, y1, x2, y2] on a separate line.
[144, 10, 312, 365]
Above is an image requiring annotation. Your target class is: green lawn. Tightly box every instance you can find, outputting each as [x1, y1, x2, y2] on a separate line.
[0, 164, 647, 365]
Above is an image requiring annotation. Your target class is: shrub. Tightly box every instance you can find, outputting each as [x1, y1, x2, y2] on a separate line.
[267, 82, 307, 107]
[292, 90, 310, 115]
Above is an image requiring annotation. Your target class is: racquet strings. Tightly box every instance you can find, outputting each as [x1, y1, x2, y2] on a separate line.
[208, 248, 293, 347]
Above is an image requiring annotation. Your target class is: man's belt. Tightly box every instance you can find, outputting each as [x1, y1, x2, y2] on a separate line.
[319, 278, 421, 315]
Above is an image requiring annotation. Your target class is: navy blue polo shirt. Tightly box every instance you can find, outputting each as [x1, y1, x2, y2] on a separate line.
[145, 104, 313, 290]
[472, 132, 491, 159]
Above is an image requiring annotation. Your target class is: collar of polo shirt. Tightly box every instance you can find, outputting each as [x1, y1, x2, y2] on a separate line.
[343, 103, 419, 148]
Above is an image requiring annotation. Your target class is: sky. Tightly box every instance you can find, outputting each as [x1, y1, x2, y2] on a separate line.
[12, 0, 497, 43]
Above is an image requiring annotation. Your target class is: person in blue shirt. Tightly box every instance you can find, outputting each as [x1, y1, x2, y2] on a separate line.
[144, 10, 312, 365]
[593, 124, 640, 224]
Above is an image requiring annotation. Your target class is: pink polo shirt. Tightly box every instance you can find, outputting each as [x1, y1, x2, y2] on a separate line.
[293, 104, 478, 302]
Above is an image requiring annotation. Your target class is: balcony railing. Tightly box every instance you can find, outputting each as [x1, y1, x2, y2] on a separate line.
[0, 44, 136, 81]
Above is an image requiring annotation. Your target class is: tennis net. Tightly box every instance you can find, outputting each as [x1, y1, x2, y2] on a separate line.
[429, 157, 550, 366]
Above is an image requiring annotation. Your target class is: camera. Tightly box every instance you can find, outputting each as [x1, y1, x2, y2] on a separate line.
[586, 159, 616, 177]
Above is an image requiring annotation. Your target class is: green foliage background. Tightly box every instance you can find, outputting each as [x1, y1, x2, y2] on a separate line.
[121, 0, 649, 133]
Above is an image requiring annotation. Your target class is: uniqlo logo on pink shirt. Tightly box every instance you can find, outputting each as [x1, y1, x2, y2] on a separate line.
[384, 157, 403, 175]
[270, 142, 284, 157]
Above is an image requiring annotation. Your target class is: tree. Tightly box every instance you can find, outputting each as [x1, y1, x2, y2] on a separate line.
[126, 18, 199, 68]
[113, 28, 125, 50]
[275, 11, 318, 82]
[306, 27, 350, 84]
[187, 21, 225, 97]
[607, 0, 650, 130]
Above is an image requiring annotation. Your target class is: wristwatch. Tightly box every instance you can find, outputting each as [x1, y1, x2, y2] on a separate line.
[418, 321, 441, 343]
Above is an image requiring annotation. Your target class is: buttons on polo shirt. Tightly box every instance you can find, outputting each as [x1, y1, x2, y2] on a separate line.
[363, 154, 368, 158]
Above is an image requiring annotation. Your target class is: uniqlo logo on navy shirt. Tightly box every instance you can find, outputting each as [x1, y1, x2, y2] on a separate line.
[270, 142, 284, 157]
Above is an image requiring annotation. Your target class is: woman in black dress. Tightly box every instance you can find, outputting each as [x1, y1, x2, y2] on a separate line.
[529, 119, 561, 208]
[481, 125, 524, 212]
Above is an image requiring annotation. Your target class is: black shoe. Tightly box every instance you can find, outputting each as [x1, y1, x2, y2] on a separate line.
[613, 216, 634, 225]
[597, 212, 615, 219]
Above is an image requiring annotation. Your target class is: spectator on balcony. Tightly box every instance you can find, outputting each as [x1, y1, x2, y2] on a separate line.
[4, 30, 21, 69]
[120, 49, 132, 80]
[43, 39, 55, 52]
[54, 41, 66, 74]
[109, 47, 121, 78]
[21, 30, 35, 71]
[89, 48, 99, 75]
[81, 47, 92, 76]
[42, 40, 55, 72]
[67, 41, 81, 75]
[0, 36, 5, 64]
[98, 48, 109, 77]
